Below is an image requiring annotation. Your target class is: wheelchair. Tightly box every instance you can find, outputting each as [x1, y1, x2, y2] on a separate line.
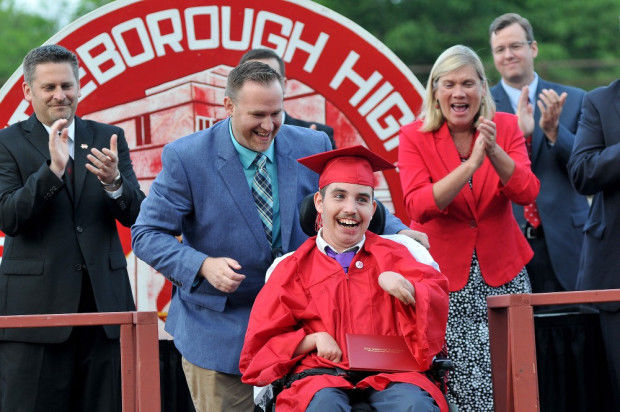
[255, 194, 455, 411]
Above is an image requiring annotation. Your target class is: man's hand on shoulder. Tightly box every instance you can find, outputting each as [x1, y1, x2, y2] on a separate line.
[199, 257, 245, 293]
[397, 229, 430, 249]
[378, 271, 416, 305]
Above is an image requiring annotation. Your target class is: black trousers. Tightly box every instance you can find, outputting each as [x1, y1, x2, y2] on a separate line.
[0, 272, 121, 412]
[525, 232, 565, 295]
[599, 310, 620, 409]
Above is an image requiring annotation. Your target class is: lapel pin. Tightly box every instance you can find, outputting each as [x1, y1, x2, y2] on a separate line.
[81, 144, 88, 149]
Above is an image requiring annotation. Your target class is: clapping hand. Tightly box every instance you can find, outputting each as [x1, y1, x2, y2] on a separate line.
[48, 119, 70, 179]
[538, 89, 567, 143]
[86, 134, 120, 184]
[516, 86, 534, 137]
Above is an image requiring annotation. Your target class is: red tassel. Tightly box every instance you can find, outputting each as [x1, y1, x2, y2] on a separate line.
[314, 213, 323, 233]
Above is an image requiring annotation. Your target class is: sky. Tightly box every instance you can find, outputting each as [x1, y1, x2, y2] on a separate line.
[13, 0, 82, 26]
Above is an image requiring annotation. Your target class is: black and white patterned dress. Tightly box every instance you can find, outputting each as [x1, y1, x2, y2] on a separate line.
[445, 163, 531, 410]
[445, 252, 530, 411]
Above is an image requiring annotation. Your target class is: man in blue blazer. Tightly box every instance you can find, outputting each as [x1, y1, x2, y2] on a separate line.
[131, 61, 410, 411]
[569, 79, 620, 408]
[238, 48, 336, 149]
[489, 13, 589, 295]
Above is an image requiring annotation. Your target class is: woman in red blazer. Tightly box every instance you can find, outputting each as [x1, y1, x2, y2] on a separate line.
[398, 45, 539, 411]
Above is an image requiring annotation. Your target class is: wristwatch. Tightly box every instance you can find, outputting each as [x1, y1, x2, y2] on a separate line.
[101, 173, 122, 191]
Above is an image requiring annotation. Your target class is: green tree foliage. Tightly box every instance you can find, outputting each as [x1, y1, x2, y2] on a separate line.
[0, 0, 57, 84]
[71, 0, 114, 21]
[314, 0, 619, 90]
[1, 0, 618, 90]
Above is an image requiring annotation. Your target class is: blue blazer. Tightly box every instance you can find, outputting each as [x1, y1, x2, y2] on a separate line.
[132, 119, 405, 373]
[491, 78, 589, 291]
[568, 79, 620, 310]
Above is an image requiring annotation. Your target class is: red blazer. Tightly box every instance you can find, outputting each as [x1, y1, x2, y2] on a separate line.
[398, 112, 540, 291]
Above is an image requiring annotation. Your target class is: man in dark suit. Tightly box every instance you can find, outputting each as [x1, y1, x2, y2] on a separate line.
[132, 61, 411, 411]
[569, 79, 620, 408]
[239, 48, 336, 149]
[489, 13, 589, 295]
[0, 45, 145, 411]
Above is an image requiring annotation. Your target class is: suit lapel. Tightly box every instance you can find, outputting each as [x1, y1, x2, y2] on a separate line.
[23, 115, 51, 161]
[492, 85, 514, 114]
[73, 117, 93, 207]
[216, 119, 270, 248]
[494, 82, 543, 166]
[275, 134, 297, 252]
[433, 123, 477, 217]
[530, 80, 546, 166]
[23, 115, 74, 201]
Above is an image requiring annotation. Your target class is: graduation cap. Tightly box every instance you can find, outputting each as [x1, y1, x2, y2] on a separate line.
[298, 145, 395, 189]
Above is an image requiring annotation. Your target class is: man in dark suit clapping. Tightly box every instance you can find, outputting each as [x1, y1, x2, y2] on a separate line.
[489, 13, 589, 296]
[0, 45, 145, 412]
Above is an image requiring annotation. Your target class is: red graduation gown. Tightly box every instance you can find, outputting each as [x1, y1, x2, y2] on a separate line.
[240, 231, 450, 411]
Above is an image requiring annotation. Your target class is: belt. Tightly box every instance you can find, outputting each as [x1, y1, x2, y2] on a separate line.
[523, 223, 544, 240]
[280, 367, 376, 389]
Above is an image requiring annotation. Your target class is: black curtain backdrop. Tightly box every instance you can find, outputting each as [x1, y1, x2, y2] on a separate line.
[535, 312, 612, 412]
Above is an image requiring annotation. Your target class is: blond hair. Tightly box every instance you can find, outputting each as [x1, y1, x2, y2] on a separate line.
[420, 45, 495, 132]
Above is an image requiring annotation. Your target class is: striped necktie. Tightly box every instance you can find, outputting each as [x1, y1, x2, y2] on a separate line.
[251, 153, 273, 244]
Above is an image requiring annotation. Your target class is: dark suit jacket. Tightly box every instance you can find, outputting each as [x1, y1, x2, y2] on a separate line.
[491, 78, 589, 291]
[569, 79, 620, 310]
[0, 115, 145, 343]
[284, 111, 336, 149]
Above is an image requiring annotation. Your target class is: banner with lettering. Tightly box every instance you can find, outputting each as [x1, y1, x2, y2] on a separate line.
[0, 0, 424, 337]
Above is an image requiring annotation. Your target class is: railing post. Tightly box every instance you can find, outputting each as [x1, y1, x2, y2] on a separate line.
[488, 294, 539, 412]
[0, 312, 159, 412]
[488, 306, 510, 411]
[134, 312, 161, 412]
[507, 297, 538, 412]
[120, 323, 137, 411]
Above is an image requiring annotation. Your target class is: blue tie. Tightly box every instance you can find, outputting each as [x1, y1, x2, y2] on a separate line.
[251, 153, 273, 244]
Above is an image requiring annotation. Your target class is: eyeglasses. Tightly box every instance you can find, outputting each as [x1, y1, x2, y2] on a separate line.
[492, 41, 532, 55]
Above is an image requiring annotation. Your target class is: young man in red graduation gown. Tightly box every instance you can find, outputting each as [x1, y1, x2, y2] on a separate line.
[240, 146, 450, 411]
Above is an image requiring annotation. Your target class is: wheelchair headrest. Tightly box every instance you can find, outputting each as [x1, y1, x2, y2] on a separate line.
[298, 192, 386, 237]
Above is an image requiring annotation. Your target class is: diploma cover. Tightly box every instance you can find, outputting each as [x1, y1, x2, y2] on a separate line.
[346, 333, 416, 372]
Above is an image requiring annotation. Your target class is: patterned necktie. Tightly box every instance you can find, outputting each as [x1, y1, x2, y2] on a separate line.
[523, 135, 541, 228]
[65, 156, 74, 180]
[251, 153, 273, 244]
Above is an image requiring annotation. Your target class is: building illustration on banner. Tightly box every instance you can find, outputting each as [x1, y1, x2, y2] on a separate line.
[80, 64, 395, 335]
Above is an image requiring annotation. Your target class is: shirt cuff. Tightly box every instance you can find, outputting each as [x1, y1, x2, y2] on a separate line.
[105, 183, 123, 199]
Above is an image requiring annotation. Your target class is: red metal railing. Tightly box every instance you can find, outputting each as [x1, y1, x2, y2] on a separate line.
[487, 289, 620, 412]
[0, 311, 160, 412]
